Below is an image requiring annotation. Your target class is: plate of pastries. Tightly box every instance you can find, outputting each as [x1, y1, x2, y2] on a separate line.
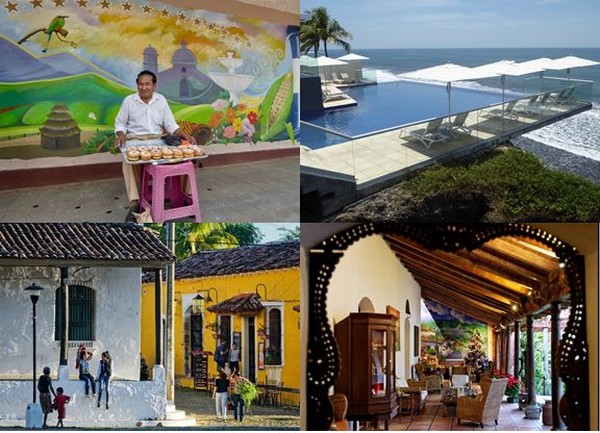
[124, 141, 207, 164]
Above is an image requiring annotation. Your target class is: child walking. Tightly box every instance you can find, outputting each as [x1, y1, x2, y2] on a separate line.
[96, 351, 112, 409]
[53, 387, 70, 428]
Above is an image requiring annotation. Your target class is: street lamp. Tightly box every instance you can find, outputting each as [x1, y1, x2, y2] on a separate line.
[24, 283, 44, 429]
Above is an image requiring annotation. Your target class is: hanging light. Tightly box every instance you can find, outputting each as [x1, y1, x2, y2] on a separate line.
[192, 293, 205, 315]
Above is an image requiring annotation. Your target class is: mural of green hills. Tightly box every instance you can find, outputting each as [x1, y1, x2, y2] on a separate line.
[0, 73, 213, 130]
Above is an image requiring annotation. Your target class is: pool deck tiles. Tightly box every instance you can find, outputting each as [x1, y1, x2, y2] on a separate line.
[301, 100, 590, 190]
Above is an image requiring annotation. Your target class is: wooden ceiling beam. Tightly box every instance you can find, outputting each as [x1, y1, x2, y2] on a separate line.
[387, 246, 523, 305]
[386, 236, 529, 299]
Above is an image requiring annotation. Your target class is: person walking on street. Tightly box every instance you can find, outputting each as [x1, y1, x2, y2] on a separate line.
[228, 343, 240, 373]
[229, 371, 246, 422]
[214, 339, 228, 370]
[79, 351, 96, 397]
[96, 351, 113, 409]
[212, 369, 229, 421]
[53, 387, 70, 428]
[37, 366, 56, 428]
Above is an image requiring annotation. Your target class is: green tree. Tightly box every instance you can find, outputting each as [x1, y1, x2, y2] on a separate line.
[148, 223, 262, 259]
[301, 7, 352, 57]
[277, 225, 300, 241]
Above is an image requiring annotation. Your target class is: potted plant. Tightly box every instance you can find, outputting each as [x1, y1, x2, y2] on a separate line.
[504, 374, 522, 403]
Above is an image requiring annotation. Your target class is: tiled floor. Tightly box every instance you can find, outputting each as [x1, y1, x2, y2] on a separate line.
[0, 156, 300, 222]
[386, 393, 550, 431]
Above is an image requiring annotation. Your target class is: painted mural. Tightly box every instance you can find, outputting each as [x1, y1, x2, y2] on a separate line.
[0, 0, 296, 161]
[420, 299, 488, 362]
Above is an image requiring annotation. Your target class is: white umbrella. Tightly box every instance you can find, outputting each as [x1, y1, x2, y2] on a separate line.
[336, 53, 370, 61]
[472, 60, 546, 118]
[315, 56, 348, 82]
[400, 63, 499, 125]
[547, 56, 600, 83]
[515, 58, 556, 92]
[336, 53, 370, 82]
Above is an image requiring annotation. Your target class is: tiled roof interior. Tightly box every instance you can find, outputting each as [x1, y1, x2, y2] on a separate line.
[207, 292, 263, 314]
[0, 223, 174, 265]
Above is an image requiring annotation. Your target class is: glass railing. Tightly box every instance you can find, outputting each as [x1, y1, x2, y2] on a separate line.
[300, 84, 593, 190]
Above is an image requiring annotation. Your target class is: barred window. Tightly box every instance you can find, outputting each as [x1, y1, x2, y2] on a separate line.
[54, 285, 95, 341]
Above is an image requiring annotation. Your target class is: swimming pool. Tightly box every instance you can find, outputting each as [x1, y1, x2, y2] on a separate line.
[301, 80, 506, 149]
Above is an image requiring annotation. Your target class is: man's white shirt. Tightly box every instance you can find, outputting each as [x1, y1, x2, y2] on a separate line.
[114, 92, 179, 136]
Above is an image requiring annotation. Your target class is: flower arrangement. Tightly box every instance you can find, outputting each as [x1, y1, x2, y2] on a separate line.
[463, 330, 489, 379]
[208, 99, 259, 144]
[491, 369, 522, 399]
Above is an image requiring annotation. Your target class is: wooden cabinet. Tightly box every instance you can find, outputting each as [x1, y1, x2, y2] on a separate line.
[335, 312, 397, 429]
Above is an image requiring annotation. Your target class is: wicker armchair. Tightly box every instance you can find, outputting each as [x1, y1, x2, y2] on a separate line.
[412, 363, 443, 393]
[329, 393, 349, 431]
[457, 377, 508, 427]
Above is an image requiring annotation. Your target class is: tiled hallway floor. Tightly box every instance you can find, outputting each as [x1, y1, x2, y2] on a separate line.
[384, 393, 551, 431]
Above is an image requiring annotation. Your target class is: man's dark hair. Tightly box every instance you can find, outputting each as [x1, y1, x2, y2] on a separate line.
[136, 70, 157, 84]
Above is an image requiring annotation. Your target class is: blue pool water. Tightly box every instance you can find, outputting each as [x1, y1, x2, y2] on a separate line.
[301, 81, 504, 149]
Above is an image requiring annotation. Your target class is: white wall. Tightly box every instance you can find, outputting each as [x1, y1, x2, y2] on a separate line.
[325, 234, 422, 382]
[0, 266, 142, 380]
[0, 265, 167, 425]
[0, 367, 166, 426]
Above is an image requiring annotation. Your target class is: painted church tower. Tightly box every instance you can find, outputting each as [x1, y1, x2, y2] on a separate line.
[143, 45, 158, 73]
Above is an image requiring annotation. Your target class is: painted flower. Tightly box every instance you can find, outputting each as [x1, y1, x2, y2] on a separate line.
[211, 99, 228, 111]
[242, 117, 255, 136]
[208, 112, 223, 129]
[247, 110, 258, 125]
[226, 107, 236, 124]
[236, 103, 247, 113]
[232, 117, 243, 133]
[223, 125, 236, 139]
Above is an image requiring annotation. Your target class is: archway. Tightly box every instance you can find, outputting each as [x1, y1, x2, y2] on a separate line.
[306, 223, 589, 430]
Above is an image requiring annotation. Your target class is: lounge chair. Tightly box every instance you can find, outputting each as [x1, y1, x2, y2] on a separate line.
[485, 100, 519, 121]
[340, 72, 354, 83]
[400, 117, 447, 149]
[457, 377, 508, 427]
[550, 87, 575, 105]
[447, 111, 472, 137]
[331, 72, 350, 85]
[322, 84, 350, 103]
[519, 92, 551, 115]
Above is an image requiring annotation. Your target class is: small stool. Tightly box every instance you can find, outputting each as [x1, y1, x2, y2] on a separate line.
[139, 160, 201, 222]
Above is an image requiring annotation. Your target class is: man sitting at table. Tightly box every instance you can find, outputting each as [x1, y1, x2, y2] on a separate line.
[114, 70, 196, 221]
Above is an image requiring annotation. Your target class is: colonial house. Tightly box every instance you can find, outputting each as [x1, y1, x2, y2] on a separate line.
[0, 223, 174, 427]
[141, 240, 301, 406]
[300, 223, 598, 431]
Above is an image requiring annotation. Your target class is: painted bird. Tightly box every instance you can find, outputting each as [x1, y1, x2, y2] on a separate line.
[18, 15, 77, 53]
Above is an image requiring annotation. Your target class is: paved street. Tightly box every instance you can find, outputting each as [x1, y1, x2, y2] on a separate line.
[0, 156, 299, 223]
[173, 386, 300, 430]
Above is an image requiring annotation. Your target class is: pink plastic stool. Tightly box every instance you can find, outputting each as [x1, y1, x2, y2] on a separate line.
[139, 161, 201, 222]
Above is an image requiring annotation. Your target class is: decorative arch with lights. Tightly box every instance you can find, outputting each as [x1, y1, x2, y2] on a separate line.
[307, 223, 589, 430]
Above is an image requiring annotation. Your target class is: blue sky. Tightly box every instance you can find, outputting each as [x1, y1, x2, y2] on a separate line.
[300, 0, 600, 49]
[254, 223, 299, 243]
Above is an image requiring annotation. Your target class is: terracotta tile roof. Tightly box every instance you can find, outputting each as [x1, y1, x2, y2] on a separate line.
[143, 240, 299, 282]
[0, 223, 174, 267]
[207, 292, 263, 315]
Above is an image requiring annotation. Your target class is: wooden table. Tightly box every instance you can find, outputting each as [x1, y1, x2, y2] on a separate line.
[397, 393, 415, 422]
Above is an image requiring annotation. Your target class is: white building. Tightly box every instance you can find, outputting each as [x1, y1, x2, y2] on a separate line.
[0, 223, 174, 428]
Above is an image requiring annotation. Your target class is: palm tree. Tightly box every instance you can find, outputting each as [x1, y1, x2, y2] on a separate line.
[301, 7, 352, 58]
[148, 223, 262, 258]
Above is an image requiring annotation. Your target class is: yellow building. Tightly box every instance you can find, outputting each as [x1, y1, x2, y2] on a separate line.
[141, 241, 300, 406]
